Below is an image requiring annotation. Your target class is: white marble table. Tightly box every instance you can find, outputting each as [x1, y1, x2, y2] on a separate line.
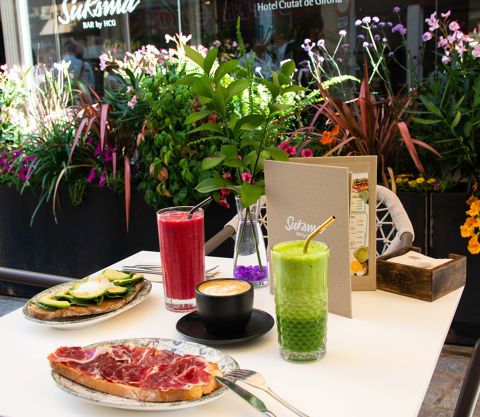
[0, 251, 463, 417]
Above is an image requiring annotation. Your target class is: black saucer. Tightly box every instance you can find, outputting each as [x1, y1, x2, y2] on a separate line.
[176, 309, 275, 346]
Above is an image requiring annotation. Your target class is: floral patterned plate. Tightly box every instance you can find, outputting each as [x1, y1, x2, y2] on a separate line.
[22, 279, 151, 329]
[51, 338, 239, 411]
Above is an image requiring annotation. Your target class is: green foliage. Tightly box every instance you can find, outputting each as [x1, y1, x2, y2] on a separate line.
[136, 62, 217, 209]
[411, 54, 480, 182]
[181, 45, 304, 207]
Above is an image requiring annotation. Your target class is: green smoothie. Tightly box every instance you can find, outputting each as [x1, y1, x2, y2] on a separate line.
[271, 240, 329, 362]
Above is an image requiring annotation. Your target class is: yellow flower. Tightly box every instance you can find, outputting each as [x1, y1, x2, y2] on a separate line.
[461, 224, 475, 238]
[416, 177, 425, 184]
[427, 178, 436, 184]
[396, 177, 403, 184]
[468, 235, 480, 255]
[408, 180, 416, 187]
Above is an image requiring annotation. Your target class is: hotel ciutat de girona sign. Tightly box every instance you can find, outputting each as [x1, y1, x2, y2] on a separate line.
[57, 0, 141, 29]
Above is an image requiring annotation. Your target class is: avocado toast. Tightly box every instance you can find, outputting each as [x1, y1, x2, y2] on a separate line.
[26, 269, 145, 320]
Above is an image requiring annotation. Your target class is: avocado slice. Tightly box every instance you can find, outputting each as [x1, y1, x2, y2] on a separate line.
[37, 295, 70, 309]
[102, 269, 131, 281]
[113, 273, 143, 287]
[52, 289, 74, 301]
[68, 287, 108, 300]
[106, 286, 128, 296]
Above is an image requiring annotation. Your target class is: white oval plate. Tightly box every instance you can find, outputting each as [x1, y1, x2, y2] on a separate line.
[22, 279, 152, 329]
[51, 337, 239, 411]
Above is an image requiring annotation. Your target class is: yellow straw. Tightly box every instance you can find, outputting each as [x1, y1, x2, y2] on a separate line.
[303, 216, 336, 254]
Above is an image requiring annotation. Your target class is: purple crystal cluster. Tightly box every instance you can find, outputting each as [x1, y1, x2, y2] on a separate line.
[234, 265, 268, 282]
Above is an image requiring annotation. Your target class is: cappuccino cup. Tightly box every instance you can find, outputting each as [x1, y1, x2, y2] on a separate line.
[195, 279, 254, 336]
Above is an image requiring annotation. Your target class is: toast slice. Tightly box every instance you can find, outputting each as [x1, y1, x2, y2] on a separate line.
[27, 281, 144, 320]
[49, 345, 222, 402]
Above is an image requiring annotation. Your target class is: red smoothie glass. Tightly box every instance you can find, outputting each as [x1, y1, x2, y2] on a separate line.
[157, 207, 205, 312]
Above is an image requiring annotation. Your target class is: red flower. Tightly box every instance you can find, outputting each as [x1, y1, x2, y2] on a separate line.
[285, 145, 297, 156]
[241, 172, 252, 183]
[218, 188, 231, 208]
[301, 148, 314, 157]
[208, 114, 218, 123]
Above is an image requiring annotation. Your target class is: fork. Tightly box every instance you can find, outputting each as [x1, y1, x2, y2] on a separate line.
[225, 369, 311, 417]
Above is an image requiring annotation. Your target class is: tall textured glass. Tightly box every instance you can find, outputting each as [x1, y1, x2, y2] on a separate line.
[271, 240, 329, 362]
[233, 196, 268, 288]
[157, 207, 205, 312]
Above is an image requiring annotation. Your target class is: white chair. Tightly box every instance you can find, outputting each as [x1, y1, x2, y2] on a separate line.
[205, 187, 414, 256]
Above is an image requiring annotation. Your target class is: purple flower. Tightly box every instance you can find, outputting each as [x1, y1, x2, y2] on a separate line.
[393, 6, 401, 13]
[441, 10, 451, 18]
[434, 181, 441, 190]
[104, 147, 113, 162]
[392, 23, 407, 35]
[422, 32, 433, 41]
[372, 16, 380, 23]
[374, 34, 381, 41]
[386, 21, 393, 27]
[99, 173, 106, 187]
[86, 168, 96, 183]
[234, 265, 268, 282]
[449, 21, 460, 32]
[372, 25, 378, 30]
[357, 34, 365, 41]
[378, 22, 386, 28]
[442, 55, 452, 64]
[426, 12, 439, 31]
[388, 51, 395, 58]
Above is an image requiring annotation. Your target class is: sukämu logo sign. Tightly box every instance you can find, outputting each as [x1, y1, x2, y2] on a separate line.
[58, 0, 141, 25]
[284, 216, 317, 235]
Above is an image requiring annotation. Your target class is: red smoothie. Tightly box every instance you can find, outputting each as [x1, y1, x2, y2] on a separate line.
[157, 208, 205, 312]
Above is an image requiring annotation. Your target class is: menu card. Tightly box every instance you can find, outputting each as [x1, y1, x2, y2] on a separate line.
[265, 156, 377, 319]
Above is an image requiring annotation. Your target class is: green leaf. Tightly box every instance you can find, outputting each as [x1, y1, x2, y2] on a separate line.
[189, 123, 224, 134]
[281, 85, 305, 95]
[266, 147, 289, 161]
[451, 111, 462, 129]
[192, 77, 213, 98]
[239, 183, 263, 208]
[240, 137, 258, 148]
[269, 103, 289, 114]
[203, 47, 218, 75]
[214, 59, 239, 82]
[221, 144, 237, 158]
[412, 118, 442, 125]
[279, 59, 295, 79]
[196, 177, 234, 193]
[201, 156, 225, 170]
[258, 78, 279, 98]
[234, 114, 266, 134]
[419, 96, 443, 117]
[272, 71, 280, 88]
[226, 79, 249, 99]
[212, 87, 226, 115]
[176, 74, 197, 85]
[223, 158, 245, 168]
[184, 110, 211, 125]
[184, 45, 205, 68]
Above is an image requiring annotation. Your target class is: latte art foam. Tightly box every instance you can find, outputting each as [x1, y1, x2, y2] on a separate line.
[198, 279, 250, 296]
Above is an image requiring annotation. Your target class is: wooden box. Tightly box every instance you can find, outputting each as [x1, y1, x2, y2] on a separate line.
[376, 247, 466, 302]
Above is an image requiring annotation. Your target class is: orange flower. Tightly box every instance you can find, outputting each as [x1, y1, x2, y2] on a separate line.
[466, 195, 478, 205]
[465, 216, 477, 227]
[331, 124, 341, 136]
[320, 130, 332, 145]
[461, 224, 475, 238]
[468, 235, 480, 255]
[467, 200, 480, 217]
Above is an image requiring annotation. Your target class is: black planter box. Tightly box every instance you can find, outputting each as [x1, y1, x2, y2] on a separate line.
[0, 185, 235, 297]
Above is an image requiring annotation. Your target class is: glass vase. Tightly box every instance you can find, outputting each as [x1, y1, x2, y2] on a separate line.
[233, 196, 268, 288]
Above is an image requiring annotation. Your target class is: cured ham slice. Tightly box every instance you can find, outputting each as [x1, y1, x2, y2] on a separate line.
[48, 345, 222, 402]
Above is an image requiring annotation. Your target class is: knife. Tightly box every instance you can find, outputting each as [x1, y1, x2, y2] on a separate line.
[216, 376, 277, 417]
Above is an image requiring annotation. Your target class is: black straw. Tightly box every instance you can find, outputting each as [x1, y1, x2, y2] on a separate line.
[188, 196, 212, 218]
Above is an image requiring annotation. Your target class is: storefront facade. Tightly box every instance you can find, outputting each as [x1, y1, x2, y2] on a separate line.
[1, 0, 480, 86]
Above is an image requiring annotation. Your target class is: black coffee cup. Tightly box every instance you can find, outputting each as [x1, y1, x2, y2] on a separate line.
[195, 278, 254, 336]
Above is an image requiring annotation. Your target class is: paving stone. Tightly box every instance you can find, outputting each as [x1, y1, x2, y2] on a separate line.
[0, 296, 27, 316]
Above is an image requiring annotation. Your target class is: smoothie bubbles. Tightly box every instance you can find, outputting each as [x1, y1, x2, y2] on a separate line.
[157, 207, 205, 312]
